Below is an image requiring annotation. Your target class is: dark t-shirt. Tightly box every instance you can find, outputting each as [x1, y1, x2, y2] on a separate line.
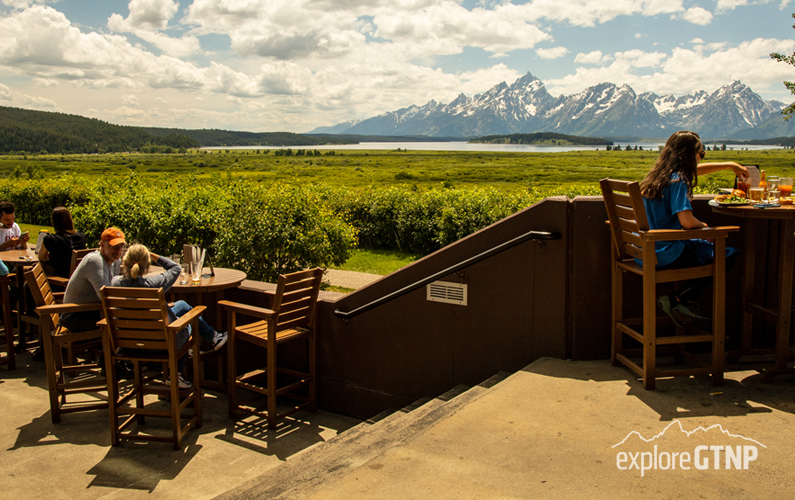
[43, 232, 87, 278]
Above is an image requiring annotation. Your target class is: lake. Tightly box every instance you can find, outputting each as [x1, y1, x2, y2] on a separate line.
[206, 142, 784, 153]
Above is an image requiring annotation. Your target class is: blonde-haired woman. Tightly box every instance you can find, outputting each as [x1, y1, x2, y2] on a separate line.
[111, 244, 227, 388]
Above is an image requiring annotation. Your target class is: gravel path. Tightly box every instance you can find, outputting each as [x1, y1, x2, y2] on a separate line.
[325, 269, 382, 289]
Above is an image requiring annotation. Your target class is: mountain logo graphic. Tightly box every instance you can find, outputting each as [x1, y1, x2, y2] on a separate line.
[612, 420, 765, 476]
[612, 420, 766, 449]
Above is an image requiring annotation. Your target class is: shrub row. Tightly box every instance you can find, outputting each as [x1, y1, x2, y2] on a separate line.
[0, 175, 610, 279]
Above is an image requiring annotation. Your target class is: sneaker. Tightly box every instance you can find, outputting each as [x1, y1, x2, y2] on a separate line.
[657, 294, 683, 328]
[165, 373, 192, 390]
[210, 331, 228, 351]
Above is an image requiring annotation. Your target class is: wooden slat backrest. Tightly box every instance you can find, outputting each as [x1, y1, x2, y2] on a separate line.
[70, 248, 97, 277]
[271, 268, 323, 333]
[600, 178, 653, 263]
[101, 286, 171, 352]
[24, 263, 59, 328]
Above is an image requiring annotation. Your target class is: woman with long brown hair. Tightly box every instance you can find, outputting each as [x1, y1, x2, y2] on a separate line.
[640, 130, 748, 325]
[37, 206, 86, 279]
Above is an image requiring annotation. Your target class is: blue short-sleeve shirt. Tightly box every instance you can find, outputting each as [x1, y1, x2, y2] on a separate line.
[639, 173, 691, 267]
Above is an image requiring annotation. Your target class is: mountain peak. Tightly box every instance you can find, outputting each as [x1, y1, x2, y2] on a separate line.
[320, 73, 783, 139]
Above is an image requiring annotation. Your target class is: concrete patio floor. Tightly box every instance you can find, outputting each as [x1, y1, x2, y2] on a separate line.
[2, 352, 795, 499]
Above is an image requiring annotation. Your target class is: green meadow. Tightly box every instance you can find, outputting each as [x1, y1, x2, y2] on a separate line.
[2, 147, 793, 192]
[4, 147, 793, 280]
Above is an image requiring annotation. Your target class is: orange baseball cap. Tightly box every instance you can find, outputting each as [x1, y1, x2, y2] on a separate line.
[101, 227, 126, 246]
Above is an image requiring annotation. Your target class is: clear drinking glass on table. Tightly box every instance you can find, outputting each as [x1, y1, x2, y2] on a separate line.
[768, 177, 781, 204]
[180, 263, 190, 285]
[748, 187, 765, 202]
[190, 261, 202, 285]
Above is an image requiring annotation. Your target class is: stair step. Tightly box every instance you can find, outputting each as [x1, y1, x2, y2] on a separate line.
[216, 371, 512, 500]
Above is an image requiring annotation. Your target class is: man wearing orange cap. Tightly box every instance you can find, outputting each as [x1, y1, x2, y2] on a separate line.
[59, 227, 126, 332]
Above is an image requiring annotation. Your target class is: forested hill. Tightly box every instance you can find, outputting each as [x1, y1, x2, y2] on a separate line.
[0, 106, 200, 154]
[470, 132, 613, 146]
[146, 127, 357, 147]
[0, 106, 356, 154]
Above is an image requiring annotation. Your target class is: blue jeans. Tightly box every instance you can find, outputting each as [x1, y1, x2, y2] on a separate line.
[170, 300, 215, 343]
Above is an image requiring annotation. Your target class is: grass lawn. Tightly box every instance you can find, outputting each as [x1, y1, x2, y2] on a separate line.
[18, 223, 53, 245]
[331, 248, 419, 275]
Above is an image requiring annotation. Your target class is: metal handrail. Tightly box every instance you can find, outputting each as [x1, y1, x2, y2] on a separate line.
[334, 230, 561, 320]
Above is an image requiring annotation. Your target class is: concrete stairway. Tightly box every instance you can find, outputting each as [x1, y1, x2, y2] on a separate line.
[217, 371, 512, 500]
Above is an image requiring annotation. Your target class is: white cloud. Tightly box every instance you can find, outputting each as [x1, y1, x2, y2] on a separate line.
[634, 33, 645, 39]
[0, 6, 255, 95]
[107, 0, 179, 31]
[457, 64, 522, 94]
[121, 94, 139, 106]
[1, 0, 57, 8]
[716, 0, 751, 12]
[574, 50, 608, 64]
[0, 82, 59, 109]
[536, 46, 569, 59]
[681, 7, 713, 25]
[691, 37, 704, 44]
[257, 61, 313, 95]
[132, 30, 201, 57]
[546, 38, 795, 98]
[108, 0, 200, 57]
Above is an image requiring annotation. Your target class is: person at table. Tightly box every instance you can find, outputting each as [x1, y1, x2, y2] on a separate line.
[59, 227, 126, 333]
[0, 201, 29, 250]
[111, 244, 227, 389]
[38, 206, 87, 279]
[639, 130, 748, 326]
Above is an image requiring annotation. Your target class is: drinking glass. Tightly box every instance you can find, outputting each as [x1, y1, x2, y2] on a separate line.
[190, 261, 202, 285]
[735, 176, 750, 195]
[180, 263, 190, 285]
[768, 177, 781, 203]
[780, 177, 793, 198]
[748, 187, 765, 202]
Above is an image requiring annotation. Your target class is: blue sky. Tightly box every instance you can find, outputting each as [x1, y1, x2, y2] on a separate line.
[1, 0, 794, 133]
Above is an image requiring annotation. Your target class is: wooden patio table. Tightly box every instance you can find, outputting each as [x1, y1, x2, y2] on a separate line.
[710, 201, 795, 381]
[147, 266, 247, 328]
[0, 247, 39, 351]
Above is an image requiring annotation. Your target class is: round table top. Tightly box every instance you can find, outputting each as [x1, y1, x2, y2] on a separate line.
[710, 201, 795, 220]
[147, 266, 246, 293]
[0, 247, 39, 264]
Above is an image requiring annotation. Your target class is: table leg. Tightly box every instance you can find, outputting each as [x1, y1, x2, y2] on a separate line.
[762, 218, 795, 382]
[741, 219, 757, 352]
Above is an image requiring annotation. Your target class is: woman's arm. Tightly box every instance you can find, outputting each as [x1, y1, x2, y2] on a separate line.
[143, 254, 180, 291]
[38, 242, 49, 262]
[697, 161, 748, 179]
[676, 209, 707, 229]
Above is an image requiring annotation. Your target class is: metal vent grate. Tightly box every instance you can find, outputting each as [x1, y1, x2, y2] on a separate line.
[427, 281, 467, 306]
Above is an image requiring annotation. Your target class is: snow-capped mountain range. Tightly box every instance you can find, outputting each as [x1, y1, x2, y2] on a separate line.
[309, 72, 791, 140]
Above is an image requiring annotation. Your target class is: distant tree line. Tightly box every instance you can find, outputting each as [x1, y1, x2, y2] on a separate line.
[0, 106, 357, 154]
[470, 132, 613, 146]
[146, 128, 357, 147]
[0, 106, 199, 154]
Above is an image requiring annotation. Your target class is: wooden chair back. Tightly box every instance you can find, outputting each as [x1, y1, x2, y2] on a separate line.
[100, 287, 172, 355]
[26, 263, 60, 329]
[599, 178, 652, 264]
[70, 248, 97, 277]
[271, 268, 323, 334]
[100, 285, 203, 449]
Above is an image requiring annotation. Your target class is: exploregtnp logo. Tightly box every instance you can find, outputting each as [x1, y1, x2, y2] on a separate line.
[612, 421, 766, 476]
